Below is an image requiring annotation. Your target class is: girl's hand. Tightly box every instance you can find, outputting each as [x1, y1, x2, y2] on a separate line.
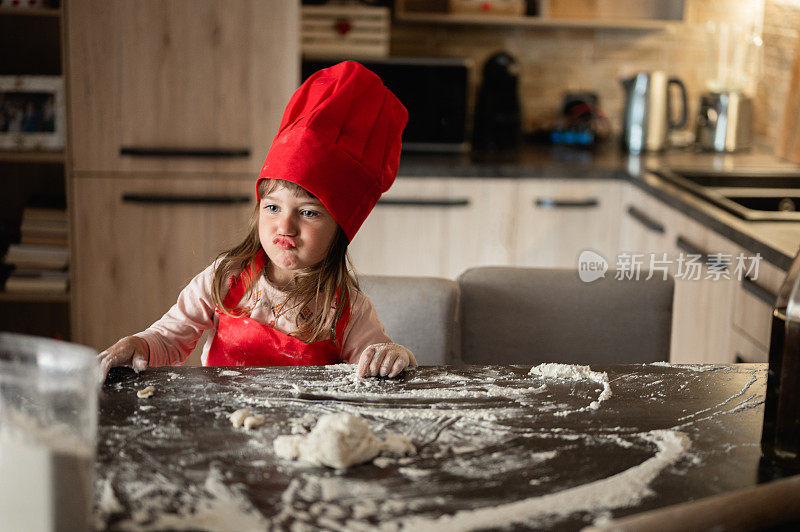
[356, 343, 417, 378]
[97, 336, 150, 382]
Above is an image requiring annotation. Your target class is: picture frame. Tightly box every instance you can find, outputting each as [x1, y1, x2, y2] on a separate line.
[0, 75, 65, 151]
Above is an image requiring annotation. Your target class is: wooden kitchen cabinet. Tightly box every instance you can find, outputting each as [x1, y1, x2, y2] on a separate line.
[618, 184, 672, 258]
[66, 0, 298, 174]
[351, 177, 621, 278]
[444, 178, 518, 276]
[619, 183, 740, 364]
[349, 178, 518, 278]
[729, 251, 784, 362]
[512, 179, 624, 269]
[71, 176, 255, 352]
[669, 218, 739, 364]
[349, 178, 455, 278]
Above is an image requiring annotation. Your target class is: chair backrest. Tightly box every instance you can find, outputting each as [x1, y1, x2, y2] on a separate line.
[359, 275, 460, 366]
[458, 267, 674, 365]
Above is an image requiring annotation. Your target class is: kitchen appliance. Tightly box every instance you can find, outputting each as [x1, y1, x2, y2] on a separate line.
[620, 71, 687, 153]
[473, 51, 522, 152]
[695, 91, 753, 152]
[302, 57, 470, 153]
[695, 22, 761, 153]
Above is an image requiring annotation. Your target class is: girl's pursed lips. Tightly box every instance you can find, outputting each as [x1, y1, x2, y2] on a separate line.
[273, 236, 296, 249]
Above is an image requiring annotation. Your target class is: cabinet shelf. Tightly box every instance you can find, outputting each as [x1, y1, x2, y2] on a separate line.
[393, 0, 685, 31]
[394, 11, 681, 31]
[0, 6, 61, 17]
[0, 1, 70, 342]
[0, 151, 65, 164]
[0, 291, 69, 303]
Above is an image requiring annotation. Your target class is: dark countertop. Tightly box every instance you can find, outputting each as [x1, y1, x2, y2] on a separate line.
[95, 363, 774, 531]
[397, 144, 800, 270]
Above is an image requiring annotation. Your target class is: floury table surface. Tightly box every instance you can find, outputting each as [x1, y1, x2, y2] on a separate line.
[95, 363, 766, 531]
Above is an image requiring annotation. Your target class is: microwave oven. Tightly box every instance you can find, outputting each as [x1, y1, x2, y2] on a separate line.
[301, 57, 471, 153]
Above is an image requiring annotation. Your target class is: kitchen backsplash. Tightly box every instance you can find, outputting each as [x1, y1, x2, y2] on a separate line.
[390, 0, 799, 149]
[761, 0, 800, 145]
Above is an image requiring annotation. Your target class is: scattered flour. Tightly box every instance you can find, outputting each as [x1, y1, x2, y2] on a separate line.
[649, 362, 722, 372]
[137, 386, 155, 399]
[373, 457, 395, 468]
[96, 476, 124, 518]
[274, 413, 416, 469]
[219, 370, 241, 377]
[529, 363, 612, 410]
[110, 467, 269, 531]
[394, 430, 690, 531]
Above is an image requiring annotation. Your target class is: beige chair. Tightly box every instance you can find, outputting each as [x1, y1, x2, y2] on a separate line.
[458, 266, 674, 365]
[359, 275, 460, 366]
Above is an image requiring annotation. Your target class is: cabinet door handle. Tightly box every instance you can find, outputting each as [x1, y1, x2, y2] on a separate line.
[535, 197, 599, 209]
[122, 193, 250, 205]
[675, 235, 704, 257]
[626, 205, 665, 234]
[376, 198, 470, 207]
[742, 274, 777, 306]
[120, 147, 250, 158]
[675, 235, 729, 271]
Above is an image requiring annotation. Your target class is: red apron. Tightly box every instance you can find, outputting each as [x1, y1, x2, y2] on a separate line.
[205, 251, 350, 367]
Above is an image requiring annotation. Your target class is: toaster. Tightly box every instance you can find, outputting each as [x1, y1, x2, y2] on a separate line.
[695, 91, 753, 152]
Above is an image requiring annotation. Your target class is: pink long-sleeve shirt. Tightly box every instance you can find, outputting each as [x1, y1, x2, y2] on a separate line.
[134, 262, 393, 367]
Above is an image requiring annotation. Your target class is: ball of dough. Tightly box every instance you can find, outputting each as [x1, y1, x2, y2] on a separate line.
[137, 386, 155, 399]
[275, 413, 382, 469]
[229, 408, 251, 428]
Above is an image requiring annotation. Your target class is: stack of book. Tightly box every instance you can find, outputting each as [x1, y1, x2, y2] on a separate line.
[2, 205, 69, 294]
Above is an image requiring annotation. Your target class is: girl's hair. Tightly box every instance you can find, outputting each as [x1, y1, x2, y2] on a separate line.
[210, 179, 359, 344]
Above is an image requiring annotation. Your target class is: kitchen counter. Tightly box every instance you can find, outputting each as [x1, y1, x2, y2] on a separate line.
[398, 144, 800, 270]
[95, 363, 774, 531]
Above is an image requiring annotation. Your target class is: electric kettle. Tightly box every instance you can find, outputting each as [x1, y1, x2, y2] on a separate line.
[620, 71, 688, 153]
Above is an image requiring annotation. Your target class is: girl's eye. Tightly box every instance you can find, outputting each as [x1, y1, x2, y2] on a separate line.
[300, 209, 319, 218]
[264, 204, 279, 213]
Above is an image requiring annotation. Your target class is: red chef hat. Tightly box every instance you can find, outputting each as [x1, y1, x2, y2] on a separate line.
[257, 61, 408, 241]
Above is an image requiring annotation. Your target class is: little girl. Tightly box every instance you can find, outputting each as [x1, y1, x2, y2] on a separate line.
[99, 61, 416, 380]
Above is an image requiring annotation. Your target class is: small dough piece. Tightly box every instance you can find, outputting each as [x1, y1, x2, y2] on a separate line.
[273, 413, 416, 469]
[229, 408, 251, 428]
[137, 386, 155, 399]
[243, 415, 266, 430]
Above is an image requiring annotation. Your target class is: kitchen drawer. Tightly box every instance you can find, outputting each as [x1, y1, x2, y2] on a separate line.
[72, 175, 256, 352]
[67, 0, 298, 174]
[513, 179, 624, 269]
[668, 212, 738, 364]
[619, 184, 672, 258]
[731, 258, 782, 348]
[730, 326, 769, 363]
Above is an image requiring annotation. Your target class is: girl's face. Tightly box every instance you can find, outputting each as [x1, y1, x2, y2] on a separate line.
[259, 184, 339, 286]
